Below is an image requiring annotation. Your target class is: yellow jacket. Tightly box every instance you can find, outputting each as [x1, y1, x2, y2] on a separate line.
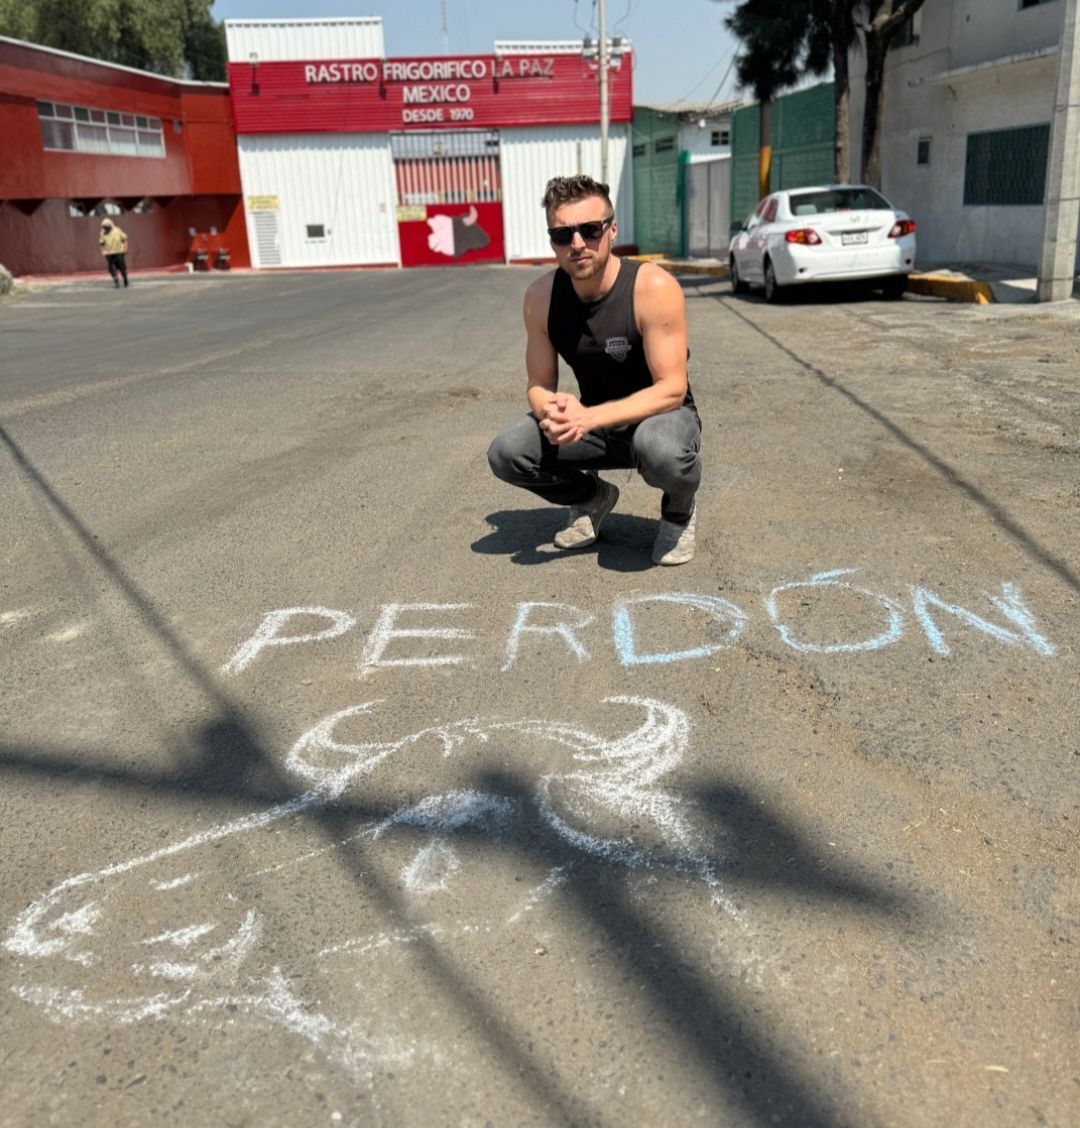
[99, 225, 128, 255]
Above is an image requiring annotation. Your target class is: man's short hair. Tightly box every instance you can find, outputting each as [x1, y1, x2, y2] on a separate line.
[541, 175, 613, 218]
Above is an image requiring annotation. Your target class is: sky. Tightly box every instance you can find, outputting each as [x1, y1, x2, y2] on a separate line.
[211, 0, 744, 108]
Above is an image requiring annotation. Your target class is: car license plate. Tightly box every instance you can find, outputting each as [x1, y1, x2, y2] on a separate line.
[842, 232, 869, 245]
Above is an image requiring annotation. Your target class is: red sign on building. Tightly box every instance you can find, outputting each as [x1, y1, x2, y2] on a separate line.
[228, 52, 632, 134]
[396, 202, 505, 267]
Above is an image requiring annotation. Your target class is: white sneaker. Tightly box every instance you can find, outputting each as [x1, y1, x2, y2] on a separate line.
[652, 508, 696, 565]
[554, 477, 620, 549]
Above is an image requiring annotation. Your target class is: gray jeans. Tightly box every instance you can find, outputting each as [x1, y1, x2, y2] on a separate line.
[487, 406, 701, 525]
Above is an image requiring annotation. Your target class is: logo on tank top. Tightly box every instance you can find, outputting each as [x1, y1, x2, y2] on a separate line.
[604, 336, 632, 363]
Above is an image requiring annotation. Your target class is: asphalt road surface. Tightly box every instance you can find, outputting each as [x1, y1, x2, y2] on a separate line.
[1, 268, 1077, 1128]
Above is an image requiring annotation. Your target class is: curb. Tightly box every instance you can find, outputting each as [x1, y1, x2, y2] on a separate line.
[17, 266, 241, 286]
[906, 273, 994, 304]
[658, 262, 731, 279]
[635, 257, 996, 304]
[631, 257, 730, 280]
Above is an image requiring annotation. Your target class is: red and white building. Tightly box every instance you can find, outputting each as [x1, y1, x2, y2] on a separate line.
[0, 35, 250, 276]
[225, 17, 634, 268]
[1, 16, 633, 276]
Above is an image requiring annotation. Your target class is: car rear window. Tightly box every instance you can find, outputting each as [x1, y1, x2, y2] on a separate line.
[788, 188, 891, 216]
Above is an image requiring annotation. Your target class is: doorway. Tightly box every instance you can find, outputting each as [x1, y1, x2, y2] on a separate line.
[391, 130, 505, 267]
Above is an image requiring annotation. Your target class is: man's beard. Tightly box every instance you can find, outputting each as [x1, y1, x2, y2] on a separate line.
[566, 244, 610, 280]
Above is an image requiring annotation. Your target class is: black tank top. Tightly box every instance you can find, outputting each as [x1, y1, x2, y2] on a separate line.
[547, 258, 695, 412]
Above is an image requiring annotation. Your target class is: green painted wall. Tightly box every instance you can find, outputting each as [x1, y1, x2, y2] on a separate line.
[773, 82, 836, 192]
[632, 107, 682, 255]
[730, 104, 761, 229]
[730, 82, 836, 228]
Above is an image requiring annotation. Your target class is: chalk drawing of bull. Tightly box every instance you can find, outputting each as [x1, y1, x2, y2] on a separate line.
[4, 697, 733, 1078]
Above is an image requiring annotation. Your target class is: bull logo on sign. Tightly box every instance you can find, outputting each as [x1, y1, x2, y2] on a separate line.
[604, 336, 631, 363]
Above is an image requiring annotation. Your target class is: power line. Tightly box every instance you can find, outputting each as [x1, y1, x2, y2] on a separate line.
[703, 49, 740, 110]
[572, 0, 590, 35]
[671, 45, 734, 107]
[614, 0, 640, 35]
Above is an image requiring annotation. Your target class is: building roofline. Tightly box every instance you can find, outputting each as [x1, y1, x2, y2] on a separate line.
[223, 17, 382, 25]
[0, 34, 228, 89]
[493, 40, 611, 55]
[635, 98, 744, 116]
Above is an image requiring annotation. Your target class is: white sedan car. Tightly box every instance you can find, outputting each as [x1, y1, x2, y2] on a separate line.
[728, 184, 917, 302]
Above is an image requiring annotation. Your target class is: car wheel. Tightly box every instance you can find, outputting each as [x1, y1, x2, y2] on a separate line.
[881, 275, 908, 300]
[764, 259, 784, 304]
[730, 257, 747, 295]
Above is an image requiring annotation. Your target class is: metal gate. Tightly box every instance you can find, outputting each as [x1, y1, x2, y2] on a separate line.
[390, 130, 505, 266]
[684, 157, 732, 259]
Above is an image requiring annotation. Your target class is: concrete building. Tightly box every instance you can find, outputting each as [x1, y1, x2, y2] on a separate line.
[225, 17, 635, 269]
[0, 36, 249, 276]
[648, 100, 736, 164]
[850, 0, 1074, 267]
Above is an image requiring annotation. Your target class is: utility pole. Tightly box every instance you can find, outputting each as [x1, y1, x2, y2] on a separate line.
[1037, 0, 1080, 302]
[598, 0, 610, 185]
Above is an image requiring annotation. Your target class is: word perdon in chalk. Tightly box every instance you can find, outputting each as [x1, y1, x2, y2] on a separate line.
[221, 570, 1056, 678]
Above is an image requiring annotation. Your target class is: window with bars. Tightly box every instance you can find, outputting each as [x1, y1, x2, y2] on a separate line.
[963, 124, 1050, 206]
[391, 130, 502, 206]
[36, 101, 165, 159]
[389, 129, 499, 160]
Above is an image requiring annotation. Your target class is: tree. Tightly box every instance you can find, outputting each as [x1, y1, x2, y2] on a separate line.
[184, 9, 228, 82]
[723, 1, 857, 183]
[720, 0, 930, 187]
[860, 1, 929, 189]
[0, 0, 227, 81]
[818, 1, 858, 185]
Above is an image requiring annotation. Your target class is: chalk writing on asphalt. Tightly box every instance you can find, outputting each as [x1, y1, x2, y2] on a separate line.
[220, 570, 1057, 678]
[2, 569, 1058, 1081]
[6, 698, 738, 1078]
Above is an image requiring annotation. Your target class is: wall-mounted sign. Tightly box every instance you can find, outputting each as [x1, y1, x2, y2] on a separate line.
[247, 195, 279, 211]
[228, 52, 632, 134]
[396, 205, 428, 222]
[397, 202, 504, 268]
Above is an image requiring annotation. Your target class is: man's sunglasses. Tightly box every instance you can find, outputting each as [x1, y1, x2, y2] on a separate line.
[547, 217, 614, 246]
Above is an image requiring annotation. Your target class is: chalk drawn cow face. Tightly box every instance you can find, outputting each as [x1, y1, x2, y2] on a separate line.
[4, 697, 735, 1079]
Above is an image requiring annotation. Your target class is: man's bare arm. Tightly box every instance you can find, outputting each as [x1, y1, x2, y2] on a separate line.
[523, 273, 558, 417]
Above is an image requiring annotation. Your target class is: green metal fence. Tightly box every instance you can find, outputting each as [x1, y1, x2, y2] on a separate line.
[730, 82, 836, 230]
[730, 104, 761, 229]
[632, 107, 682, 255]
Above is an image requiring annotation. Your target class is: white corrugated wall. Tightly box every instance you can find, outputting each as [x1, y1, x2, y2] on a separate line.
[237, 133, 400, 268]
[225, 18, 384, 63]
[500, 124, 634, 261]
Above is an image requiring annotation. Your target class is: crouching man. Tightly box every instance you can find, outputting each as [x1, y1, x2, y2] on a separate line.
[487, 174, 701, 565]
